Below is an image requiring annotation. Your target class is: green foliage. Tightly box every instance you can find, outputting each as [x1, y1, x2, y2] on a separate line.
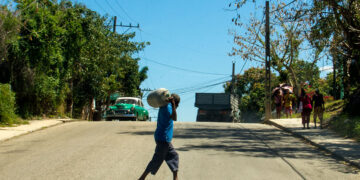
[0, 5, 20, 62]
[292, 61, 320, 86]
[311, 0, 360, 108]
[225, 67, 279, 121]
[0, 0, 148, 119]
[320, 72, 342, 98]
[0, 83, 17, 125]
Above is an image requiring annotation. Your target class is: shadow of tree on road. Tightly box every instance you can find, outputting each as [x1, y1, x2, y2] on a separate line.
[117, 124, 359, 174]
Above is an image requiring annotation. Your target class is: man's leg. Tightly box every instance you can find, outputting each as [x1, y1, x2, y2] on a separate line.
[138, 171, 150, 180]
[276, 106, 281, 118]
[314, 107, 318, 128]
[173, 171, 178, 180]
[319, 109, 324, 129]
[305, 109, 310, 129]
[279, 106, 282, 118]
[302, 113, 306, 129]
[289, 107, 292, 118]
[306, 116, 310, 129]
[139, 142, 168, 179]
[165, 143, 179, 180]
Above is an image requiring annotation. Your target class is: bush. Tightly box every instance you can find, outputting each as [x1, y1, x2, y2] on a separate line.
[0, 83, 17, 125]
[329, 114, 360, 141]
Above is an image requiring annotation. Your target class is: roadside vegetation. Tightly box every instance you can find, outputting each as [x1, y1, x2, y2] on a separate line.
[226, 0, 360, 138]
[0, 84, 27, 126]
[0, 0, 149, 124]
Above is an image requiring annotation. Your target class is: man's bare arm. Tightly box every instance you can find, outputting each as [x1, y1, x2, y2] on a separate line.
[169, 98, 177, 121]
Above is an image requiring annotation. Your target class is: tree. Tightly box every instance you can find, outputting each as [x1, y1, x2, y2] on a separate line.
[310, 0, 360, 115]
[229, 0, 323, 97]
[0, 5, 20, 83]
[224, 67, 279, 121]
[2, 0, 149, 119]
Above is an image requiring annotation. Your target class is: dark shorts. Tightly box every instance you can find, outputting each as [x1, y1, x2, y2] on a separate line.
[314, 107, 324, 117]
[145, 141, 179, 175]
[302, 108, 312, 116]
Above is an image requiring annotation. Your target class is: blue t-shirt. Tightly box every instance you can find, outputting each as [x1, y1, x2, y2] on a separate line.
[154, 103, 173, 142]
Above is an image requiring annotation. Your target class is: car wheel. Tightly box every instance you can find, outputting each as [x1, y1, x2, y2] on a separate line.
[135, 113, 139, 121]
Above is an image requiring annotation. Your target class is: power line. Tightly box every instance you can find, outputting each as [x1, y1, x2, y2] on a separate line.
[141, 76, 230, 100]
[176, 80, 230, 95]
[113, 0, 138, 23]
[138, 28, 224, 57]
[142, 57, 229, 76]
[94, 0, 109, 15]
[142, 77, 230, 98]
[177, 81, 229, 95]
[169, 76, 230, 92]
[179, 82, 220, 104]
[104, 0, 119, 15]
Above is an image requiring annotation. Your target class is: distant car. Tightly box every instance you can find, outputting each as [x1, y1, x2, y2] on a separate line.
[105, 97, 149, 121]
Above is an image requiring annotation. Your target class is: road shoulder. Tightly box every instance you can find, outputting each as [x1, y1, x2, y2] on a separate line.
[0, 119, 77, 142]
[267, 118, 360, 169]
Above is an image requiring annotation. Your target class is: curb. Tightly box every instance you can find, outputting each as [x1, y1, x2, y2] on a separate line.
[0, 119, 81, 143]
[58, 119, 84, 123]
[265, 120, 360, 169]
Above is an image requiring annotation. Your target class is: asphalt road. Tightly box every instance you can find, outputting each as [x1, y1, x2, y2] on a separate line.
[0, 121, 359, 180]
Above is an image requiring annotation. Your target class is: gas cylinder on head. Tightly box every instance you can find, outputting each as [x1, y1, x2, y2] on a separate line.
[147, 88, 171, 108]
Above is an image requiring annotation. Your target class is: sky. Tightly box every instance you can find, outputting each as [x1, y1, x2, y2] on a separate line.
[71, 0, 244, 122]
[70, 0, 332, 122]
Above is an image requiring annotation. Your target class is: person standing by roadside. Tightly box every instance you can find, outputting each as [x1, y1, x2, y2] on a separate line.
[283, 90, 295, 118]
[274, 90, 283, 119]
[139, 94, 180, 180]
[312, 89, 325, 129]
[299, 88, 312, 129]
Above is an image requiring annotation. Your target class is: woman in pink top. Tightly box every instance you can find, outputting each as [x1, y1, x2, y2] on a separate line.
[300, 88, 312, 129]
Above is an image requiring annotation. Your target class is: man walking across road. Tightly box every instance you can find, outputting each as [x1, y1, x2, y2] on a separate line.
[312, 89, 325, 129]
[139, 94, 180, 180]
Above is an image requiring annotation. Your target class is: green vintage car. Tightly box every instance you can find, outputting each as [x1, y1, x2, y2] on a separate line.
[105, 97, 149, 121]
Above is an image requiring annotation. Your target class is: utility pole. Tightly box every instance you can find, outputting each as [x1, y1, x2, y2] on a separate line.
[231, 62, 240, 123]
[140, 88, 154, 99]
[232, 62, 236, 94]
[113, 16, 140, 33]
[113, 16, 117, 33]
[265, 1, 271, 121]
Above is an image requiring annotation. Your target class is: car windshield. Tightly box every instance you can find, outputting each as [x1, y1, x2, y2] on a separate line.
[116, 99, 138, 105]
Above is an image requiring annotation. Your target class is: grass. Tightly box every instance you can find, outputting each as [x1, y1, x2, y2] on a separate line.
[0, 118, 29, 127]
